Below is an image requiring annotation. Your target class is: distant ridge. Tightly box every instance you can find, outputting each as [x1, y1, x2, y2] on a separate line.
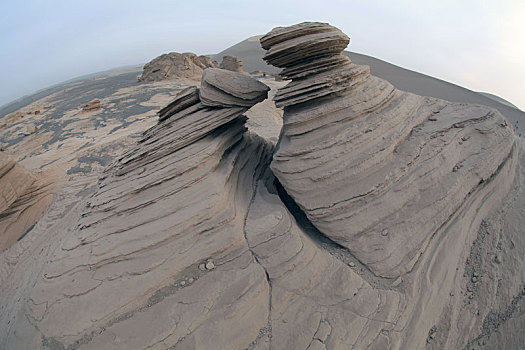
[478, 91, 519, 110]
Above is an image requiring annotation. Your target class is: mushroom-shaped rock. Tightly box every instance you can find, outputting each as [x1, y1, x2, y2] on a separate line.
[260, 22, 350, 68]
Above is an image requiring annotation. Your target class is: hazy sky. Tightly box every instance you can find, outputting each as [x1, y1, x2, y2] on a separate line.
[1, 0, 524, 110]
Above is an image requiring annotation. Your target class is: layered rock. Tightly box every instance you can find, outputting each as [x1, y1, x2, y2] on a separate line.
[262, 22, 515, 279]
[0, 152, 56, 251]
[244, 172, 406, 349]
[3, 70, 272, 349]
[1, 22, 524, 350]
[139, 52, 218, 82]
[219, 55, 245, 73]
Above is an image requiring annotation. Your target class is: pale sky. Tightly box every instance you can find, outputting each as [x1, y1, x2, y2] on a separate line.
[1, 0, 524, 110]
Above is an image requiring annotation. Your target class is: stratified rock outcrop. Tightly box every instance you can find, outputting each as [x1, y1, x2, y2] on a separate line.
[0, 152, 56, 252]
[262, 22, 515, 278]
[260, 22, 522, 349]
[4, 70, 271, 349]
[139, 52, 218, 82]
[219, 55, 245, 73]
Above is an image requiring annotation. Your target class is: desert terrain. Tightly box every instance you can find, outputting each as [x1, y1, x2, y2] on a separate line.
[0, 22, 523, 350]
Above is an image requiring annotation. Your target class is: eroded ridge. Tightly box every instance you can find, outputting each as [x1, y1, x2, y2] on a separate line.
[261, 22, 515, 278]
[10, 69, 275, 349]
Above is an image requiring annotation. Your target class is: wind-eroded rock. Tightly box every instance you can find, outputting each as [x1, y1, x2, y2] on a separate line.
[1, 22, 524, 350]
[139, 52, 218, 82]
[262, 22, 515, 279]
[0, 153, 56, 251]
[4, 70, 272, 349]
[219, 55, 246, 73]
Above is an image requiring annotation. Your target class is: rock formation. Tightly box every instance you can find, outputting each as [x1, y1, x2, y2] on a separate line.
[261, 22, 522, 349]
[139, 52, 218, 82]
[0, 152, 56, 251]
[81, 99, 101, 112]
[219, 55, 245, 73]
[262, 22, 514, 278]
[0, 69, 273, 349]
[1, 22, 524, 350]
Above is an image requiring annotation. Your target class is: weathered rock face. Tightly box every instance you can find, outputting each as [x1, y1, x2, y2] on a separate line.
[219, 55, 245, 73]
[262, 22, 515, 278]
[2, 70, 272, 349]
[139, 52, 218, 82]
[0, 152, 56, 251]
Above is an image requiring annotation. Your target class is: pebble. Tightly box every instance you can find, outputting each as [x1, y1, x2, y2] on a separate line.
[189, 278, 194, 284]
[381, 229, 389, 236]
[180, 281, 186, 286]
[349, 262, 356, 268]
[450, 292, 455, 296]
[473, 272, 479, 277]
[472, 276, 478, 283]
[205, 260, 215, 270]
[199, 263, 206, 271]
[495, 255, 502, 264]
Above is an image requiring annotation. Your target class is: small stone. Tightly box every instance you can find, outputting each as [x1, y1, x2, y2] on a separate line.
[392, 277, 402, 287]
[348, 262, 356, 268]
[450, 292, 455, 296]
[205, 260, 215, 270]
[381, 229, 389, 236]
[467, 286, 473, 292]
[180, 281, 186, 286]
[199, 264, 206, 271]
[473, 272, 480, 277]
[472, 277, 478, 283]
[430, 332, 435, 339]
[495, 255, 502, 264]
[429, 117, 437, 121]
[189, 278, 194, 284]
[469, 294, 474, 299]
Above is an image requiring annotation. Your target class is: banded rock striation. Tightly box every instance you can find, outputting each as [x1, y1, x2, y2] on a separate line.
[0, 152, 57, 252]
[262, 22, 515, 278]
[8, 69, 271, 349]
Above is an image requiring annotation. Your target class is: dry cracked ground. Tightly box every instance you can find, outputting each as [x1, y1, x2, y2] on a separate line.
[0, 22, 524, 350]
